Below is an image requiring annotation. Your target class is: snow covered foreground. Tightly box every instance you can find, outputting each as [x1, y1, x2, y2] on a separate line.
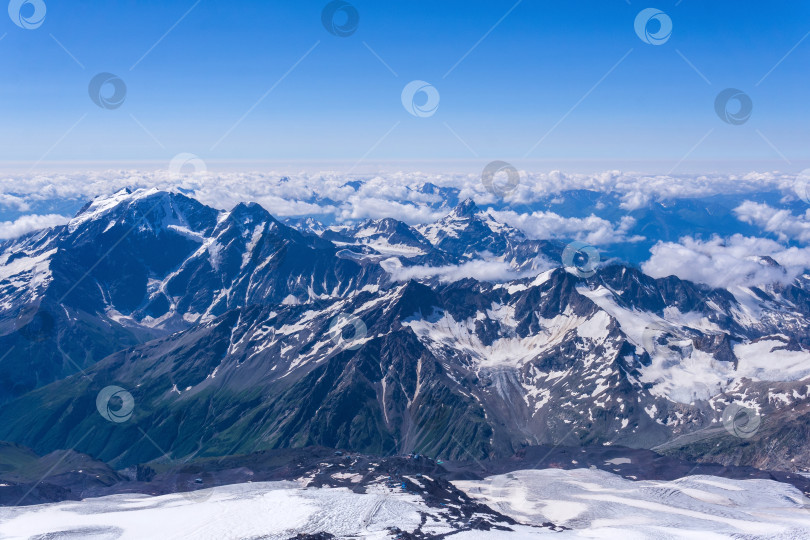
[1, 469, 810, 539]
[457, 469, 810, 539]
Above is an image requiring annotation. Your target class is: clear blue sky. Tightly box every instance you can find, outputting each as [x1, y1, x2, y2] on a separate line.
[1, 0, 808, 171]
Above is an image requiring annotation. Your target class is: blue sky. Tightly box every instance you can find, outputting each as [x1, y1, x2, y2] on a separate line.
[1, 0, 808, 172]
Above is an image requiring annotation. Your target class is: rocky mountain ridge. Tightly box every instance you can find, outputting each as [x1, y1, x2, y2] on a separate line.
[0, 189, 808, 472]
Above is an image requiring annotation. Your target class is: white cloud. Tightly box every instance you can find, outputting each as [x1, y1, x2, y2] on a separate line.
[0, 169, 803, 226]
[641, 234, 810, 288]
[733, 201, 810, 243]
[252, 196, 336, 218]
[338, 196, 446, 225]
[490, 209, 643, 245]
[0, 193, 30, 211]
[383, 257, 553, 283]
[619, 190, 651, 211]
[0, 214, 69, 240]
[1, 169, 806, 246]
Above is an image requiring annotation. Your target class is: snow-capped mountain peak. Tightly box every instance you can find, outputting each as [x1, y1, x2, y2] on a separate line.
[450, 197, 480, 218]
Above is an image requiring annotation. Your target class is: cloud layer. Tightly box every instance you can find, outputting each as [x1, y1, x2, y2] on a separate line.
[3, 169, 807, 221]
[642, 234, 810, 289]
[734, 201, 810, 243]
[0, 214, 70, 240]
[383, 257, 554, 283]
[490, 209, 642, 245]
[2, 170, 809, 289]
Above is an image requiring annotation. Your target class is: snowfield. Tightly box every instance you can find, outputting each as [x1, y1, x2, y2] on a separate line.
[456, 469, 810, 539]
[2, 469, 810, 539]
[0, 481, 426, 540]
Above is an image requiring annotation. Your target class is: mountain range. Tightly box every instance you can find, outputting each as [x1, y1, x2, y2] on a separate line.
[0, 188, 809, 474]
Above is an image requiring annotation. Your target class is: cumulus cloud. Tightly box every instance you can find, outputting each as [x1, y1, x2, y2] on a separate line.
[0, 214, 70, 240]
[0, 193, 30, 211]
[641, 234, 810, 288]
[338, 196, 446, 225]
[733, 201, 810, 243]
[490, 209, 643, 245]
[383, 257, 554, 283]
[252, 196, 336, 218]
[619, 190, 652, 211]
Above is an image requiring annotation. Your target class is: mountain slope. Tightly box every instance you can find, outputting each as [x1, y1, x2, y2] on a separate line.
[2, 263, 809, 470]
[0, 189, 386, 403]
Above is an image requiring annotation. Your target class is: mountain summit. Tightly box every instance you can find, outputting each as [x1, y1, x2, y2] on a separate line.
[451, 198, 480, 218]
